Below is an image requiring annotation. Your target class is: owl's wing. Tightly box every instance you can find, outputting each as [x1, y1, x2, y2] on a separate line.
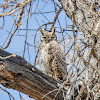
[53, 49, 67, 75]
[49, 41, 67, 74]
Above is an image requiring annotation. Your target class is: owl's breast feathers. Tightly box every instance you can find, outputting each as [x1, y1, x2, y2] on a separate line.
[40, 41, 67, 80]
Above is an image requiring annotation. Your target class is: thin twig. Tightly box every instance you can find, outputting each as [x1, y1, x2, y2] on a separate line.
[3, 7, 24, 49]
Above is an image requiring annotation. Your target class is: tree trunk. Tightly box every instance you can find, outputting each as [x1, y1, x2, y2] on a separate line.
[60, 0, 100, 35]
[60, 0, 100, 99]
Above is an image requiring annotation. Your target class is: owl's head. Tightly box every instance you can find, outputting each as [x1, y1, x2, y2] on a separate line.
[40, 28, 57, 43]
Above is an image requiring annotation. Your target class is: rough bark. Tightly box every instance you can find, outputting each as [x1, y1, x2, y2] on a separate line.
[0, 49, 63, 100]
[60, 0, 100, 34]
[60, 0, 100, 60]
[59, 0, 100, 71]
[60, 0, 100, 99]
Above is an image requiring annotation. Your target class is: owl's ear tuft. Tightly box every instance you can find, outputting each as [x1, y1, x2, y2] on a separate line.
[40, 27, 45, 35]
[52, 27, 55, 35]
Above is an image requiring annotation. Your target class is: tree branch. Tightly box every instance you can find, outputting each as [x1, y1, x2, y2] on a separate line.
[0, 49, 63, 100]
[59, 0, 100, 99]
[60, 0, 100, 35]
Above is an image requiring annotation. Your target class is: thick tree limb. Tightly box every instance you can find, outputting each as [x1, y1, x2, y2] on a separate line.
[0, 49, 63, 100]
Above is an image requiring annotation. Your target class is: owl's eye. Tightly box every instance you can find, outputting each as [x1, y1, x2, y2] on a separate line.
[43, 37, 46, 39]
[51, 35, 57, 39]
[51, 36, 55, 38]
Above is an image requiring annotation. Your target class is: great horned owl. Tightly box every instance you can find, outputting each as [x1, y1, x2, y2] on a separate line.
[39, 28, 67, 81]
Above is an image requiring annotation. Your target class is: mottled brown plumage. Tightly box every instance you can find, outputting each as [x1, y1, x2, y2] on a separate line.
[39, 28, 67, 80]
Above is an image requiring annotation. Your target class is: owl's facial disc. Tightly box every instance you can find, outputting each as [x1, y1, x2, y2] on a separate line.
[42, 32, 57, 43]
[40, 28, 57, 43]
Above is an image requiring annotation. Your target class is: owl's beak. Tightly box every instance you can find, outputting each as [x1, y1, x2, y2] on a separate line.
[48, 40, 50, 42]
